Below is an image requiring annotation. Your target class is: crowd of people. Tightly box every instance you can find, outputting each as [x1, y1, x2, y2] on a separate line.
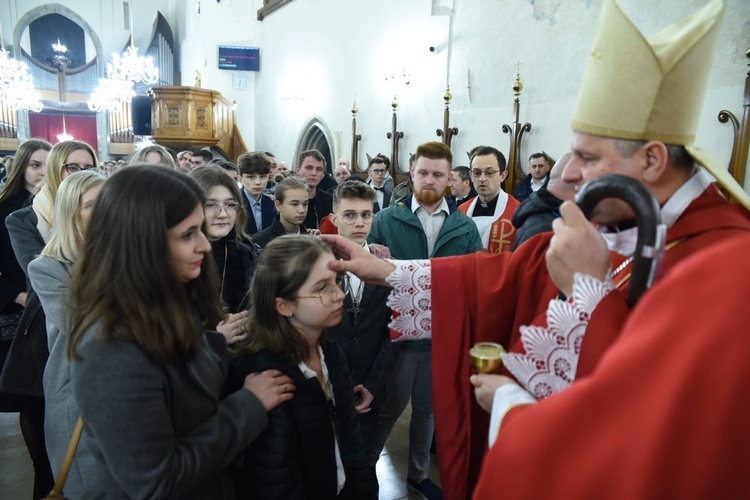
[0, 131, 559, 500]
[1, 0, 750, 499]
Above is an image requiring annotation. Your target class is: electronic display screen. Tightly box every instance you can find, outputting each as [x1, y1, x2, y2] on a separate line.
[218, 45, 260, 71]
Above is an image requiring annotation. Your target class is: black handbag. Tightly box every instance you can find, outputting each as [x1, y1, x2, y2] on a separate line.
[0, 309, 23, 340]
[0, 288, 49, 398]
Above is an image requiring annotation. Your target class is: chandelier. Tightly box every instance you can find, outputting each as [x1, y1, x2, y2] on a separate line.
[109, 45, 158, 85]
[87, 68, 137, 113]
[56, 110, 73, 143]
[0, 48, 43, 113]
[88, 1, 158, 113]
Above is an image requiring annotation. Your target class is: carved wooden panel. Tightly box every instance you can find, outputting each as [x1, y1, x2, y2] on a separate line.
[167, 106, 181, 126]
[196, 107, 207, 128]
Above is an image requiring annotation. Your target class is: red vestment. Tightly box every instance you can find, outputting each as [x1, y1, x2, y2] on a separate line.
[430, 185, 750, 499]
[319, 215, 337, 235]
[458, 194, 520, 253]
[474, 232, 750, 500]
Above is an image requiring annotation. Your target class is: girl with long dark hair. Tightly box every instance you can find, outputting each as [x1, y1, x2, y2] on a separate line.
[67, 165, 293, 498]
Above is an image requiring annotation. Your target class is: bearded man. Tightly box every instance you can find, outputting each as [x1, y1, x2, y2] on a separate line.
[365, 140, 481, 498]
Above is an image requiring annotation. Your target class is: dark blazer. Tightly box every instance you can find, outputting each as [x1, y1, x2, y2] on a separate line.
[242, 188, 277, 235]
[327, 280, 393, 446]
[228, 340, 377, 500]
[513, 173, 549, 203]
[253, 215, 309, 249]
[371, 186, 392, 214]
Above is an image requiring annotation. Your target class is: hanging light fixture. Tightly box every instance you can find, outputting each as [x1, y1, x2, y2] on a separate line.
[88, 0, 158, 112]
[0, 21, 43, 112]
[56, 109, 73, 142]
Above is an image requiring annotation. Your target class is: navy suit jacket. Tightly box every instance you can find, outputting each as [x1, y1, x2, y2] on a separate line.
[242, 189, 276, 235]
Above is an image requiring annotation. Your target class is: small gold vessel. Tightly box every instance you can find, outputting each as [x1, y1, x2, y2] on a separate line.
[469, 342, 506, 373]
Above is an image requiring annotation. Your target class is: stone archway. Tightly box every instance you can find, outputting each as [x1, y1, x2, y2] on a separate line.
[295, 116, 334, 173]
[14, 3, 104, 71]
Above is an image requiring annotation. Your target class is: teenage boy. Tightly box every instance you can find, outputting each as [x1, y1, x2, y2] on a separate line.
[327, 181, 394, 458]
[253, 176, 309, 248]
[238, 151, 276, 235]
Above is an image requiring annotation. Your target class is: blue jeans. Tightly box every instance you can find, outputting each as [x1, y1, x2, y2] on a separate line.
[369, 346, 433, 482]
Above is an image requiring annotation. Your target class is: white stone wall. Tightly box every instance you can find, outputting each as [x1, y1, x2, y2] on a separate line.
[251, 0, 749, 189]
[6, 0, 749, 188]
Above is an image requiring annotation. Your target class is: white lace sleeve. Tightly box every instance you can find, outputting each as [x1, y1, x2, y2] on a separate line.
[501, 272, 615, 399]
[385, 259, 432, 341]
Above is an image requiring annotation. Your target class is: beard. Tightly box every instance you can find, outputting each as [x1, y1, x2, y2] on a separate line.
[414, 189, 446, 207]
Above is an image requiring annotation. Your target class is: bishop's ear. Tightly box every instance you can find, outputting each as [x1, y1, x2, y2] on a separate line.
[641, 141, 669, 184]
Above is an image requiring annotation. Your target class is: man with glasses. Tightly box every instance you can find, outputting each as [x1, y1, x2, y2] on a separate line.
[458, 146, 520, 253]
[366, 141, 481, 500]
[327, 181, 393, 476]
[366, 155, 391, 213]
[237, 151, 276, 235]
[295, 149, 333, 230]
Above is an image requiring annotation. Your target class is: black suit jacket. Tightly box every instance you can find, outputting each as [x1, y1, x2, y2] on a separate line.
[303, 189, 334, 230]
[242, 189, 276, 235]
[371, 187, 392, 214]
[327, 282, 393, 404]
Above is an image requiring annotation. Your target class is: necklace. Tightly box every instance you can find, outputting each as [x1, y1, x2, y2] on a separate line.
[347, 275, 365, 324]
[613, 238, 686, 289]
[219, 243, 228, 308]
[612, 256, 634, 277]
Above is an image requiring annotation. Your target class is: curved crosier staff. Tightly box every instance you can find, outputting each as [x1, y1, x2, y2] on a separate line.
[576, 174, 665, 306]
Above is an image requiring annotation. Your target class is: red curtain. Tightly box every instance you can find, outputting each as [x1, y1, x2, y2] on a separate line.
[29, 113, 98, 150]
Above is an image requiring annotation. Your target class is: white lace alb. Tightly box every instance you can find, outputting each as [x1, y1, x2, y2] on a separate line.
[502, 272, 614, 399]
[385, 259, 432, 341]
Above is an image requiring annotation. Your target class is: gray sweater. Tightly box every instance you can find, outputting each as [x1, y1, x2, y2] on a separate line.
[71, 323, 268, 499]
[28, 255, 92, 498]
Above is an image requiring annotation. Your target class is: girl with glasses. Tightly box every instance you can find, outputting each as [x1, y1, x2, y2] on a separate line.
[228, 235, 378, 499]
[27, 171, 105, 497]
[189, 165, 261, 344]
[67, 166, 293, 498]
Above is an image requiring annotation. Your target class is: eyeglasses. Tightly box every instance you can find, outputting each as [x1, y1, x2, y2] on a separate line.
[337, 211, 374, 225]
[371, 168, 386, 175]
[63, 163, 97, 174]
[296, 275, 346, 306]
[204, 201, 240, 215]
[471, 169, 501, 179]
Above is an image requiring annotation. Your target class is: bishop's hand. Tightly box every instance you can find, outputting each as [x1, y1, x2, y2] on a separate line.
[546, 201, 610, 298]
[320, 234, 396, 287]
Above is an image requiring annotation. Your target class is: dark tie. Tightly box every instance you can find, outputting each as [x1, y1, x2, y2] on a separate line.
[373, 186, 385, 192]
